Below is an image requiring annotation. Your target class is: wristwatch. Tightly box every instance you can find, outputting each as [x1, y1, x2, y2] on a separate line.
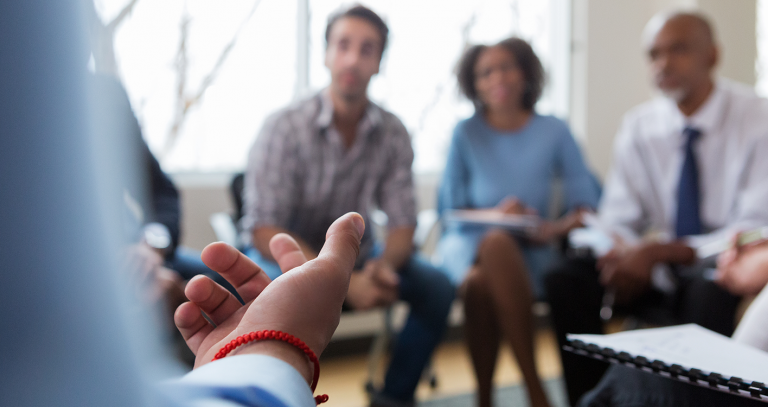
[143, 222, 172, 253]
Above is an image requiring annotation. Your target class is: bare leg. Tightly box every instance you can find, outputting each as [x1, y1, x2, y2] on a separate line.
[475, 230, 550, 407]
[462, 266, 501, 407]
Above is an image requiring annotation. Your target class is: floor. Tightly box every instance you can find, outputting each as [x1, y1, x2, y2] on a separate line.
[315, 328, 563, 407]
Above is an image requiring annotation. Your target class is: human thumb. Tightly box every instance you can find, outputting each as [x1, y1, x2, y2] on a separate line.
[317, 212, 365, 275]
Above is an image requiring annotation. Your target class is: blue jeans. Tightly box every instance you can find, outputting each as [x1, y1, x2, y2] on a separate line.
[245, 246, 455, 402]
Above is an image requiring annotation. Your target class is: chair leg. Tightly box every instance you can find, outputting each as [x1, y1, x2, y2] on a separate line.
[366, 307, 394, 394]
[365, 306, 442, 394]
[420, 359, 439, 389]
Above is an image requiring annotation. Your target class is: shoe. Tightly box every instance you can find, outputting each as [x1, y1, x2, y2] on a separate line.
[369, 392, 415, 407]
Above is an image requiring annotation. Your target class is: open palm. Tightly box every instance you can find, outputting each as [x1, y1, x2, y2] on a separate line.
[174, 213, 365, 369]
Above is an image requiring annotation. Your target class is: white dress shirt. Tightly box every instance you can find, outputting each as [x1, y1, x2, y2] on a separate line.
[599, 79, 768, 250]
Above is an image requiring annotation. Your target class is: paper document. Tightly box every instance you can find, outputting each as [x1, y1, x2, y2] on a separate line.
[696, 226, 768, 260]
[443, 210, 539, 233]
[569, 324, 768, 384]
[568, 227, 614, 257]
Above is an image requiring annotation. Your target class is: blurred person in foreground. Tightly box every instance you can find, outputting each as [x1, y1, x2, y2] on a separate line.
[0, 1, 368, 406]
[240, 5, 454, 406]
[544, 11, 768, 405]
[83, 21, 241, 363]
[81, 0, 237, 318]
[435, 37, 600, 407]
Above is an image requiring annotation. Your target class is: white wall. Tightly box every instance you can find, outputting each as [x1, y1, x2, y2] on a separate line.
[702, 0, 758, 85]
[570, 0, 655, 179]
[174, 172, 234, 251]
[572, 0, 758, 179]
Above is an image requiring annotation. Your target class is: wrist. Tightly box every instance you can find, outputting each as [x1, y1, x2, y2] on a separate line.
[371, 254, 399, 272]
[552, 219, 569, 237]
[237, 339, 313, 384]
[644, 241, 695, 265]
[143, 222, 172, 256]
[641, 242, 663, 263]
[379, 259, 397, 271]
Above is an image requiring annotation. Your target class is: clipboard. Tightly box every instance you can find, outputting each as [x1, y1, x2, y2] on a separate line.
[565, 324, 768, 403]
[443, 209, 539, 235]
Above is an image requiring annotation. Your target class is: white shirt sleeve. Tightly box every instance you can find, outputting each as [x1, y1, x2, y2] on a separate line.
[733, 285, 768, 352]
[597, 115, 648, 243]
[163, 355, 316, 407]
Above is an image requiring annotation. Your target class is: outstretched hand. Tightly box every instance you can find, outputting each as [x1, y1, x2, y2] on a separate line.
[174, 213, 365, 378]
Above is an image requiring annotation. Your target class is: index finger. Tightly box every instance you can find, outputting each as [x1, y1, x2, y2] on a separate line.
[270, 233, 308, 273]
[200, 242, 273, 303]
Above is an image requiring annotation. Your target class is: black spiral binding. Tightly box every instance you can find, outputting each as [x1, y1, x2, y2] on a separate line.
[565, 339, 768, 403]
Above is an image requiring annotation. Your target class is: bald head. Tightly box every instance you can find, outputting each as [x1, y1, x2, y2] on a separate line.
[643, 11, 719, 110]
[644, 12, 715, 49]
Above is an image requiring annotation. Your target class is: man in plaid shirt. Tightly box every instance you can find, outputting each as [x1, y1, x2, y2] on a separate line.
[240, 6, 454, 407]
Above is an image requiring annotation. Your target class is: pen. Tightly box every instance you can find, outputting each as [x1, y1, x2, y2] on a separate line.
[600, 288, 616, 322]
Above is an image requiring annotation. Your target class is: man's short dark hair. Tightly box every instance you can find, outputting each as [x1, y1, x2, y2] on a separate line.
[457, 37, 545, 111]
[325, 4, 389, 57]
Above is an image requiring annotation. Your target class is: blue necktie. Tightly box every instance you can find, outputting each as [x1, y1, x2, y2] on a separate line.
[675, 127, 702, 237]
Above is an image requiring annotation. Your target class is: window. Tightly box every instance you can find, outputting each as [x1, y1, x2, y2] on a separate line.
[758, 0, 768, 97]
[95, 0, 570, 174]
[94, 0, 297, 172]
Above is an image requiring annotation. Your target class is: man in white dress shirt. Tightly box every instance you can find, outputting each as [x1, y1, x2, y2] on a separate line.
[544, 11, 768, 405]
[576, 236, 768, 406]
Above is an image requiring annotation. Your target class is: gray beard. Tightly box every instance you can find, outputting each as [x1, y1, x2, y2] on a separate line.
[660, 87, 687, 103]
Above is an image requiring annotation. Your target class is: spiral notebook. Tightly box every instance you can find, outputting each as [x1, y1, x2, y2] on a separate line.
[565, 324, 768, 403]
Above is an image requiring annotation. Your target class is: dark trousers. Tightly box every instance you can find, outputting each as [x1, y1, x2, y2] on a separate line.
[544, 257, 741, 406]
[579, 365, 766, 407]
[381, 255, 455, 402]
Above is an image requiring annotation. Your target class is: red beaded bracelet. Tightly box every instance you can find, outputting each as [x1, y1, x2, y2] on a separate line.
[212, 330, 329, 405]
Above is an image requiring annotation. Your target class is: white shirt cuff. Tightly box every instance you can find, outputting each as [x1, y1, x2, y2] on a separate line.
[171, 354, 315, 407]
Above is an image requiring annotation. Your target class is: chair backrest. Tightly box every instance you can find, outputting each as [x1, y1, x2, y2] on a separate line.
[230, 172, 245, 224]
[209, 212, 239, 247]
[209, 172, 246, 249]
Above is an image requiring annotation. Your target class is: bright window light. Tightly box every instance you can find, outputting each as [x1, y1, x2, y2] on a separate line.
[758, 0, 768, 97]
[94, 0, 568, 174]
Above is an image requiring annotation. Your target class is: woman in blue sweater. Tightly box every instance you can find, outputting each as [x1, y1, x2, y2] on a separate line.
[436, 38, 600, 407]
